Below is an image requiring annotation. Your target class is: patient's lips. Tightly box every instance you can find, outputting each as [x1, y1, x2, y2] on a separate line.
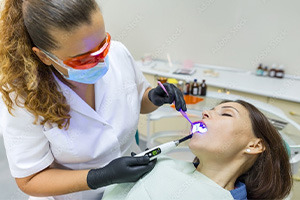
[191, 120, 208, 134]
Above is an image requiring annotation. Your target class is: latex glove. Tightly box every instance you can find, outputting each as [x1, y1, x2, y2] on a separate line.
[148, 83, 187, 111]
[87, 156, 156, 189]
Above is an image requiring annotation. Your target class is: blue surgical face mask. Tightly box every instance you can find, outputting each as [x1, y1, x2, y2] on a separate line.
[64, 56, 109, 84]
[42, 49, 109, 84]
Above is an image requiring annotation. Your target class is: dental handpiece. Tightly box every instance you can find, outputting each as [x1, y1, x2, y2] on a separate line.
[135, 134, 192, 161]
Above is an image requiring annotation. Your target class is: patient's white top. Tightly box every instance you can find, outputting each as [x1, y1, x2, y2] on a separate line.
[0, 41, 150, 200]
[103, 156, 234, 200]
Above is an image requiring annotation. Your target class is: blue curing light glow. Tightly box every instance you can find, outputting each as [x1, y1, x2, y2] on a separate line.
[191, 121, 208, 134]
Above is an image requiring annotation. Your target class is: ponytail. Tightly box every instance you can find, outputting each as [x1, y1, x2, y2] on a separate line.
[1, 0, 37, 90]
[0, 0, 71, 129]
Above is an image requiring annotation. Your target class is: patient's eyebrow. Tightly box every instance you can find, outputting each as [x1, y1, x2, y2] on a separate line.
[221, 106, 239, 113]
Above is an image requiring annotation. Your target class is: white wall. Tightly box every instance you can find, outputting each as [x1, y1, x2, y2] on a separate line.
[99, 0, 300, 75]
[1, 0, 298, 74]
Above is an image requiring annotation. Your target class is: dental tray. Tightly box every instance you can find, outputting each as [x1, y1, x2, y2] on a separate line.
[173, 68, 196, 75]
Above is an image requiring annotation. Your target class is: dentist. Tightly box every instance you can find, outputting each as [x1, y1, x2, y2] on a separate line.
[0, 0, 186, 200]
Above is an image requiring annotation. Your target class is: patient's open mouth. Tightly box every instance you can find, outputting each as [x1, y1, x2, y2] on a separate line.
[191, 120, 208, 134]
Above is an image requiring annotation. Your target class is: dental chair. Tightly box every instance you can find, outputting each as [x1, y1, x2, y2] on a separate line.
[143, 93, 299, 200]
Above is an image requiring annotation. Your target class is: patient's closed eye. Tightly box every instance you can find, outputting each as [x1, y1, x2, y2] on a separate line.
[222, 113, 232, 117]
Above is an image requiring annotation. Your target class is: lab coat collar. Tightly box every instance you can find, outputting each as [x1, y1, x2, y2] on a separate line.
[53, 74, 110, 126]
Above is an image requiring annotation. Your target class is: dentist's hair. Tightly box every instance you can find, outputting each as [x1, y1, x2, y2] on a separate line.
[0, 0, 99, 129]
[194, 100, 292, 199]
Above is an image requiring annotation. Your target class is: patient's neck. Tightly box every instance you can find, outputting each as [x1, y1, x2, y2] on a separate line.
[196, 158, 245, 191]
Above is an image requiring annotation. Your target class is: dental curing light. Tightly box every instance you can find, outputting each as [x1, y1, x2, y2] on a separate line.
[191, 121, 208, 134]
[137, 82, 208, 161]
[135, 134, 192, 161]
[135, 121, 207, 161]
[157, 81, 205, 134]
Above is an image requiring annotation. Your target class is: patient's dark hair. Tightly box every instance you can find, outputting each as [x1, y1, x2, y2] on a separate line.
[194, 100, 292, 199]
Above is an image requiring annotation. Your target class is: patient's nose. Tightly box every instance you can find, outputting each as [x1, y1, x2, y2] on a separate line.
[202, 110, 210, 119]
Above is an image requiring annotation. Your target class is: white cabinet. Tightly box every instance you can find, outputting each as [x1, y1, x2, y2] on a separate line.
[143, 73, 156, 87]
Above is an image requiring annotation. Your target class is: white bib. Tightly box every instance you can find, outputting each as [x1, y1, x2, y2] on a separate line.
[103, 156, 234, 200]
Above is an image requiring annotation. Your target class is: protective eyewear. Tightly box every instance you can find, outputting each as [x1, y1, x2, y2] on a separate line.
[46, 32, 111, 70]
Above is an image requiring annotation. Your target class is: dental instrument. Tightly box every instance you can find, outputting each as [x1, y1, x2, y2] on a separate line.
[135, 82, 208, 161]
[135, 121, 207, 161]
[135, 134, 193, 161]
[157, 81, 206, 134]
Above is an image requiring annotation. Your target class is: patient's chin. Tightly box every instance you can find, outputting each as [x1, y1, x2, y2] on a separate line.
[188, 140, 207, 155]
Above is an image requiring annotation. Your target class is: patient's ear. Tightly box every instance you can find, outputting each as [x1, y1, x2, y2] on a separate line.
[32, 47, 52, 66]
[245, 138, 265, 155]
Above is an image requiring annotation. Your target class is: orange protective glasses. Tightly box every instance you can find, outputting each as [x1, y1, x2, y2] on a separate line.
[63, 32, 111, 70]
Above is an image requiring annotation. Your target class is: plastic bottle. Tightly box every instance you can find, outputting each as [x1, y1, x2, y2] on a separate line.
[256, 64, 263, 76]
[269, 64, 277, 78]
[263, 66, 269, 76]
[191, 79, 199, 96]
[199, 80, 207, 96]
[177, 80, 184, 94]
[158, 77, 168, 84]
[183, 80, 190, 95]
[275, 65, 285, 78]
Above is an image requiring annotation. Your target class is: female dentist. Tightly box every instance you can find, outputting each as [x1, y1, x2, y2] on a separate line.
[0, 0, 186, 199]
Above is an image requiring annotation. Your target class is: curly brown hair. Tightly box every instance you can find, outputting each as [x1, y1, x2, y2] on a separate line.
[0, 0, 98, 129]
[193, 100, 292, 199]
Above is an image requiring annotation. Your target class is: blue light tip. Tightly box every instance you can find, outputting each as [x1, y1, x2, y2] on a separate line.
[191, 121, 208, 134]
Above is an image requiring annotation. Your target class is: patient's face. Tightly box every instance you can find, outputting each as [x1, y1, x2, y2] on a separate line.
[189, 102, 254, 161]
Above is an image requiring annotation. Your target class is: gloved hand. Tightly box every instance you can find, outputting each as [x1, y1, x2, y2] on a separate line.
[87, 156, 156, 189]
[148, 83, 187, 111]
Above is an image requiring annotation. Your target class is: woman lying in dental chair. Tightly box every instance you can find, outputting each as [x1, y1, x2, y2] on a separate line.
[102, 100, 292, 200]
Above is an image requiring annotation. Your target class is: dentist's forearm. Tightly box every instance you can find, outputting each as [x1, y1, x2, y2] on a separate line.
[140, 87, 158, 114]
[16, 168, 90, 197]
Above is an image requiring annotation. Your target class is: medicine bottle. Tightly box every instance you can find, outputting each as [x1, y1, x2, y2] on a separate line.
[199, 80, 207, 96]
[177, 80, 184, 94]
[269, 64, 277, 77]
[157, 77, 168, 84]
[191, 79, 199, 96]
[183, 81, 190, 95]
[256, 64, 263, 76]
[275, 65, 285, 78]
[263, 66, 268, 76]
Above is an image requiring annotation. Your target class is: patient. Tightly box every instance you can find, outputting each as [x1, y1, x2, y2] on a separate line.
[102, 100, 292, 200]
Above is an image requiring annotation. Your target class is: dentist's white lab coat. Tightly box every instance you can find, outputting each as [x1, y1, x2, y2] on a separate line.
[0, 41, 150, 200]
